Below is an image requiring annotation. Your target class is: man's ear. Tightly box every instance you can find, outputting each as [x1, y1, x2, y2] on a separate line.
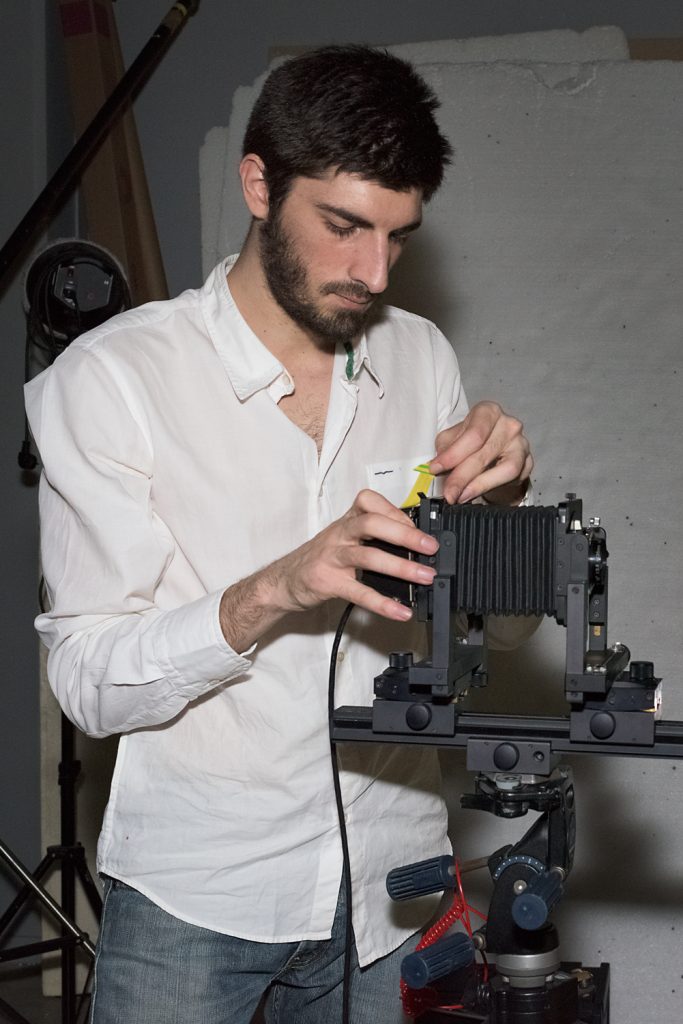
[239, 154, 270, 220]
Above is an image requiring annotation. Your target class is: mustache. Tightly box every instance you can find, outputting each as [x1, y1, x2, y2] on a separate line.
[319, 281, 377, 303]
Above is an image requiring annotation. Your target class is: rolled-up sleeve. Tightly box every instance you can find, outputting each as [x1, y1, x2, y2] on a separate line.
[25, 343, 251, 738]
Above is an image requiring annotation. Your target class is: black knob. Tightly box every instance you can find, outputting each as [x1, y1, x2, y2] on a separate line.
[513, 871, 564, 930]
[493, 743, 519, 771]
[405, 704, 432, 731]
[389, 651, 414, 671]
[590, 711, 616, 739]
[401, 933, 475, 989]
[629, 661, 654, 684]
[386, 855, 455, 901]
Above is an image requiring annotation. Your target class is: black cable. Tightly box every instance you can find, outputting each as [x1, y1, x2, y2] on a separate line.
[327, 601, 356, 1024]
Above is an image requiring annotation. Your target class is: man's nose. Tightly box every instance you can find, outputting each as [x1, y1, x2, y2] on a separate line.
[350, 236, 391, 295]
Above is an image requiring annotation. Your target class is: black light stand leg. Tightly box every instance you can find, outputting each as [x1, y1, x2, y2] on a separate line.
[0, 714, 100, 1024]
[57, 715, 102, 1024]
[0, 839, 95, 957]
[0, 836, 96, 1024]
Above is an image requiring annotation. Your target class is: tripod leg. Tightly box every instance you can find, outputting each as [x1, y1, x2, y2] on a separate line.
[61, 849, 76, 1024]
[0, 850, 59, 939]
[0, 840, 95, 957]
[72, 848, 102, 922]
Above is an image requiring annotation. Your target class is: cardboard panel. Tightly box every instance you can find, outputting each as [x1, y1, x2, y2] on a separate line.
[56, 0, 168, 302]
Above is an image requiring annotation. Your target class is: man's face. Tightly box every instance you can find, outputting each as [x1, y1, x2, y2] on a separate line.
[258, 170, 423, 345]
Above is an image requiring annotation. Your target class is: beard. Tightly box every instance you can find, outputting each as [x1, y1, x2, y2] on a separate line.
[258, 210, 377, 346]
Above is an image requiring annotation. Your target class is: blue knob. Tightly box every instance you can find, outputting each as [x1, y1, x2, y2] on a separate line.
[401, 932, 475, 989]
[512, 871, 564, 930]
[386, 856, 456, 901]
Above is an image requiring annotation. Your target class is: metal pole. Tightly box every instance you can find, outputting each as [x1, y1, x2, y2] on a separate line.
[0, 838, 96, 957]
[0, 1, 200, 296]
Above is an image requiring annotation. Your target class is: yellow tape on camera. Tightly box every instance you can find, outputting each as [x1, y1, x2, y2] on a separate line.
[402, 463, 435, 508]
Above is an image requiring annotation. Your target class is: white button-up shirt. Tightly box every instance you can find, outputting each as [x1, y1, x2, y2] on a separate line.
[25, 257, 469, 966]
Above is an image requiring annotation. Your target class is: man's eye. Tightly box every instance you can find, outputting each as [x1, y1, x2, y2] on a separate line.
[327, 223, 356, 238]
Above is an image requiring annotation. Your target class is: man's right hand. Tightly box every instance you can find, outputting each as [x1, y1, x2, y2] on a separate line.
[219, 489, 438, 652]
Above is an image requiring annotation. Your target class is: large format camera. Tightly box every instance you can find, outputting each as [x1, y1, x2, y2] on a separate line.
[347, 494, 661, 758]
[332, 495, 680, 1024]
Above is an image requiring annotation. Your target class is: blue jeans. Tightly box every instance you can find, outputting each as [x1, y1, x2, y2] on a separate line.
[90, 876, 415, 1023]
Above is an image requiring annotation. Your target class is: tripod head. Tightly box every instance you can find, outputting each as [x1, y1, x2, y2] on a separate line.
[386, 762, 607, 1023]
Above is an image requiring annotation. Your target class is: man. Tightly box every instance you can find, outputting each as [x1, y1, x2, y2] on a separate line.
[26, 46, 533, 1023]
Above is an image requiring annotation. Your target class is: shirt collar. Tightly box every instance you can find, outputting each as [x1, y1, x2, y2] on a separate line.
[201, 256, 385, 400]
[200, 256, 284, 401]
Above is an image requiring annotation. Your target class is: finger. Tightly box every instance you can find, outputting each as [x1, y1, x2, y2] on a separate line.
[433, 420, 468, 457]
[336, 575, 415, 622]
[351, 488, 414, 524]
[520, 452, 534, 481]
[444, 450, 530, 504]
[438, 428, 522, 498]
[349, 541, 437, 586]
[431, 423, 489, 473]
[349, 510, 439, 556]
[430, 403, 505, 474]
[437, 415, 529, 502]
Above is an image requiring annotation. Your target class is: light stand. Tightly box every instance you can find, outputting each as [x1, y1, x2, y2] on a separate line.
[0, 241, 130, 1024]
[1, 7, 201, 1018]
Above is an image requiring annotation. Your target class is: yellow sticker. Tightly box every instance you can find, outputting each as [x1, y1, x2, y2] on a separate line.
[402, 464, 435, 508]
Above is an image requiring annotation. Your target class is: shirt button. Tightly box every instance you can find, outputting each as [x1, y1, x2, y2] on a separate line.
[337, 651, 345, 663]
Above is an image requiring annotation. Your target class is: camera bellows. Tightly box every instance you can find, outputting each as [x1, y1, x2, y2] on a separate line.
[445, 504, 557, 617]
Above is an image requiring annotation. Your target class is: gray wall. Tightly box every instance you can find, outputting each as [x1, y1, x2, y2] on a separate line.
[2, 0, 682, 953]
[0, 0, 74, 946]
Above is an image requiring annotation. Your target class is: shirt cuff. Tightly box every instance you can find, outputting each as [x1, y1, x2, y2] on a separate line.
[153, 589, 253, 699]
[518, 482, 534, 507]
[480, 481, 534, 507]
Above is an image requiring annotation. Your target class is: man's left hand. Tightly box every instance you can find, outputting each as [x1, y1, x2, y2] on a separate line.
[429, 400, 533, 505]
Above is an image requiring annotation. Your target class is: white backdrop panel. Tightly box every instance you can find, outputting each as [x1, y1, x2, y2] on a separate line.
[200, 28, 630, 277]
[389, 25, 629, 65]
[200, 44, 683, 1023]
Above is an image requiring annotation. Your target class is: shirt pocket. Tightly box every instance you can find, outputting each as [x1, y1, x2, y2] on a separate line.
[365, 456, 443, 509]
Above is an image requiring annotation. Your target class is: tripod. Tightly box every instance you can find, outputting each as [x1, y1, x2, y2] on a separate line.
[0, 714, 101, 1024]
[387, 766, 610, 1023]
